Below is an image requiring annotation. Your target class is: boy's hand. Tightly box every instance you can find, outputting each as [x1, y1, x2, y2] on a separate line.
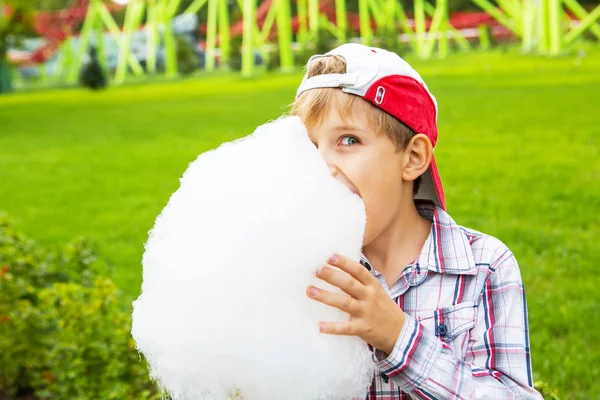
[306, 254, 406, 356]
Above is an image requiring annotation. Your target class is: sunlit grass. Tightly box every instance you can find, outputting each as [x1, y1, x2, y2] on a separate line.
[1, 48, 599, 398]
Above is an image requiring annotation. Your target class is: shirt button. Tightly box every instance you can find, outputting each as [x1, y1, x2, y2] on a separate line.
[436, 324, 448, 336]
[380, 372, 389, 383]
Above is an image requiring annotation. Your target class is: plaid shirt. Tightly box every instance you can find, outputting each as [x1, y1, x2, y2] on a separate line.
[356, 203, 542, 399]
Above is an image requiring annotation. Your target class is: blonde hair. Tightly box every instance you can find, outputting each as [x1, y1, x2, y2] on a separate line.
[291, 55, 423, 193]
[291, 55, 417, 151]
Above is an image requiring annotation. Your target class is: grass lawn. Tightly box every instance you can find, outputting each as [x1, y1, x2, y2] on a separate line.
[1, 49, 599, 398]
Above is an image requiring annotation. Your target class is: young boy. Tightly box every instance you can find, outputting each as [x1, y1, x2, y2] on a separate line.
[294, 44, 542, 399]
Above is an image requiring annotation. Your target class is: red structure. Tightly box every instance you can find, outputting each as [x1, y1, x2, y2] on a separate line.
[196, 0, 515, 42]
[8, 0, 124, 66]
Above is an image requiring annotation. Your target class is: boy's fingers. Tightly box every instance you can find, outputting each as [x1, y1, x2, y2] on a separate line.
[307, 286, 361, 315]
[315, 266, 366, 299]
[327, 254, 374, 286]
[318, 321, 357, 336]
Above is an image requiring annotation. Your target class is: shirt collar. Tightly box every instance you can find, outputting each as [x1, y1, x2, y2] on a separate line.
[415, 202, 477, 275]
[361, 202, 477, 277]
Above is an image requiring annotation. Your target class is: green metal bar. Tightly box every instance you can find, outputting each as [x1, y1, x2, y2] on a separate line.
[160, 0, 183, 77]
[538, 0, 550, 53]
[297, 0, 308, 48]
[395, 2, 416, 51]
[507, 0, 523, 19]
[115, 0, 136, 82]
[258, 0, 280, 44]
[437, 0, 449, 57]
[358, 0, 372, 45]
[163, 6, 178, 77]
[471, 0, 523, 36]
[235, 0, 262, 49]
[146, 0, 159, 74]
[367, 0, 384, 28]
[521, 0, 535, 52]
[184, 0, 208, 14]
[563, 0, 600, 39]
[495, 0, 523, 27]
[218, 0, 231, 65]
[335, 0, 347, 42]
[242, 0, 256, 76]
[235, 0, 262, 39]
[59, 36, 73, 81]
[548, 0, 562, 55]
[423, 1, 469, 52]
[318, 14, 338, 36]
[97, 2, 121, 35]
[277, 0, 294, 70]
[96, 17, 106, 71]
[478, 24, 491, 50]
[422, 0, 446, 58]
[97, 0, 146, 76]
[129, 0, 146, 76]
[167, 0, 183, 17]
[67, 0, 98, 83]
[308, 0, 319, 36]
[114, 0, 147, 82]
[564, 4, 600, 45]
[450, 28, 471, 51]
[206, 0, 218, 71]
[414, 0, 426, 57]
[384, 0, 395, 31]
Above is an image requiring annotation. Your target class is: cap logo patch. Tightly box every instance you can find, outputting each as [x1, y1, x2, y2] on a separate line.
[375, 86, 385, 105]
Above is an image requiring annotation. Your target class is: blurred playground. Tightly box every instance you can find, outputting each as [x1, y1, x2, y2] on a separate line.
[1, 0, 599, 399]
[1, 0, 599, 89]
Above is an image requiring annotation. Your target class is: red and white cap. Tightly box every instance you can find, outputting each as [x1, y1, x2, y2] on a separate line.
[296, 43, 446, 210]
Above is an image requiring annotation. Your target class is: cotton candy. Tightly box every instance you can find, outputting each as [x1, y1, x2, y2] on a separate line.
[131, 116, 375, 400]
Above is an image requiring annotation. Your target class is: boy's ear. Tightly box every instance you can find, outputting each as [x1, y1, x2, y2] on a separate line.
[402, 134, 433, 182]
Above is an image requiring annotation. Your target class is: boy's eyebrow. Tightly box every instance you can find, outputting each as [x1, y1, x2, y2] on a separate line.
[331, 125, 362, 132]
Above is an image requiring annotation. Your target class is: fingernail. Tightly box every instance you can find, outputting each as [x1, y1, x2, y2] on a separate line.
[314, 268, 321, 276]
[328, 254, 339, 263]
[308, 287, 319, 297]
[319, 323, 327, 332]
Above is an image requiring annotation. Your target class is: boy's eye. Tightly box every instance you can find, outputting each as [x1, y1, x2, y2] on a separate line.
[340, 136, 360, 146]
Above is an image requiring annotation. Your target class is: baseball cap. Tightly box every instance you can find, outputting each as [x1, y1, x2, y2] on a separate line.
[296, 43, 446, 210]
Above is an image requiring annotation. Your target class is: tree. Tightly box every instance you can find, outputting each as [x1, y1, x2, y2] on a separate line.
[0, 0, 36, 93]
[175, 34, 199, 75]
[79, 46, 108, 90]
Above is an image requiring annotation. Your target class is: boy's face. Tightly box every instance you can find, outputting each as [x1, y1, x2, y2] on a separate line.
[306, 101, 411, 247]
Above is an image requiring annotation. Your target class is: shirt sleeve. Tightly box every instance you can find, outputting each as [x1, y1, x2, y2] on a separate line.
[374, 251, 542, 399]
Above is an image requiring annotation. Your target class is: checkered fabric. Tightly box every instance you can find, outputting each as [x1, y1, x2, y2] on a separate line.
[356, 202, 542, 399]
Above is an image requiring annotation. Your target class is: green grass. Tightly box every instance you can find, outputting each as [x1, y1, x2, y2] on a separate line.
[1, 49, 599, 398]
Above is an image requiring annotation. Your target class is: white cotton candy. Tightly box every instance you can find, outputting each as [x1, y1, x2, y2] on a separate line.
[131, 115, 375, 400]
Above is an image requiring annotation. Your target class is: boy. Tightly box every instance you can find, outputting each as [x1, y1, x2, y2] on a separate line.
[294, 44, 542, 399]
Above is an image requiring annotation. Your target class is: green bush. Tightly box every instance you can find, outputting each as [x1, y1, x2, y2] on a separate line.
[79, 47, 108, 91]
[176, 35, 199, 75]
[0, 214, 158, 399]
[372, 26, 410, 57]
[28, 279, 159, 400]
[228, 35, 244, 71]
